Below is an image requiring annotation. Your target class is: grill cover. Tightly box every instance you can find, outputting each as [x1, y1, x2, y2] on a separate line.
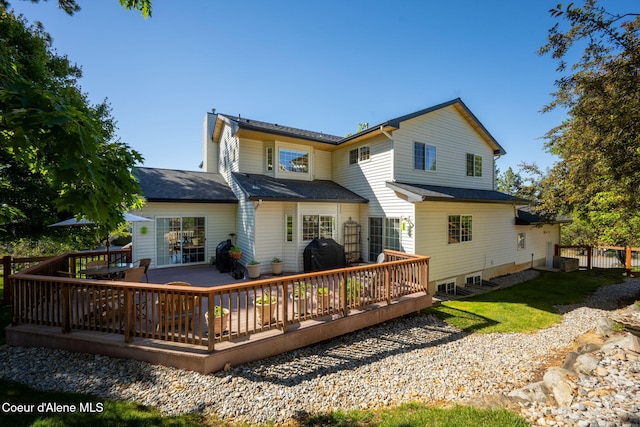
[303, 238, 347, 272]
[215, 240, 234, 273]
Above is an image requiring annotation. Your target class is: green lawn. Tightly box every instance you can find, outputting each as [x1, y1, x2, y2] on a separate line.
[1, 269, 623, 426]
[427, 269, 624, 333]
[302, 403, 529, 427]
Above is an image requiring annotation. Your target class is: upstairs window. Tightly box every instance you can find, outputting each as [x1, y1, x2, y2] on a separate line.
[280, 149, 308, 173]
[466, 153, 482, 177]
[349, 145, 370, 165]
[414, 142, 436, 171]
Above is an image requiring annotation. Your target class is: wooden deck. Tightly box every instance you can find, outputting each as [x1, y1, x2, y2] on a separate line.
[7, 251, 432, 373]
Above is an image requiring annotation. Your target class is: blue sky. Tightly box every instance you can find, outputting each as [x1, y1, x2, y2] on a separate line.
[9, 0, 597, 174]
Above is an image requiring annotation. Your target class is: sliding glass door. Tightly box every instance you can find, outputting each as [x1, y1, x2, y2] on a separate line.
[156, 217, 205, 266]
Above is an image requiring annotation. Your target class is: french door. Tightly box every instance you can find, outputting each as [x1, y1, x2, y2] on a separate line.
[156, 217, 205, 266]
[368, 217, 401, 262]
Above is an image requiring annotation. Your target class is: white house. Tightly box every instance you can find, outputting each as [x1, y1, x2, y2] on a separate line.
[132, 98, 563, 293]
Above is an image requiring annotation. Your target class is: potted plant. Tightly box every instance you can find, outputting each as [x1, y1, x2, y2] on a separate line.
[291, 281, 311, 315]
[317, 286, 331, 312]
[229, 246, 242, 260]
[271, 257, 284, 275]
[247, 259, 261, 279]
[255, 293, 277, 325]
[205, 305, 230, 336]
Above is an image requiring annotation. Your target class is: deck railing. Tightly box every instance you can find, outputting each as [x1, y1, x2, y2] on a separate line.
[10, 250, 429, 351]
[1, 249, 131, 305]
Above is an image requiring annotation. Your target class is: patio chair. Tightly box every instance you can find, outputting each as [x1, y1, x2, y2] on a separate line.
[120, 266, 146, 282]
[156, 282, 198, 335]
[133, 258, 151, 282]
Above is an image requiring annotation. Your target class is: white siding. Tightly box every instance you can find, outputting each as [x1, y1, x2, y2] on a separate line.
[218, 123, 239, 177]
[515, 224, 561, 267]
[333, 135, 416, 261]
[216, 123, 255, 263]
[282, 203, 298, 272]
[239, 138, 264, 174]
[202, 113, 218, 173]
[254, 202, 284, 267]
[314, 149, 332, 180]
[393, 106, 495, 190]
[132, 203, 237, 269]
[414, 202, 516, 282]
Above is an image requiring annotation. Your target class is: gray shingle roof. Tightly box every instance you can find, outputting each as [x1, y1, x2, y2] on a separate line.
[516, 206, 572, 224]
[136, 167, 237, 203]
[220, 98, 506, 155]
[387, 182, 521, 203]
[219, 114, 343, 145]
[232, 173, 368, 203]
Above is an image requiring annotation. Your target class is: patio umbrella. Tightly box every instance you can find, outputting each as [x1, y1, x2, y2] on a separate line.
[49, 213, 153, 265]
[48, 213, 153, 227]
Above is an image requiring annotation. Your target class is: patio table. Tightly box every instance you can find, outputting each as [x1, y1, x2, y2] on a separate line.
[79, 263, 134, 279]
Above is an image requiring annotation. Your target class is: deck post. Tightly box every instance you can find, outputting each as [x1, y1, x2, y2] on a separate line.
[421, 259, 429, 294]
[626, 246, 632, 277]
[587, 246, 592, 270]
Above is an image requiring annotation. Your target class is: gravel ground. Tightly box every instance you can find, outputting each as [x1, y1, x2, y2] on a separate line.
[1, 271, 639, 426]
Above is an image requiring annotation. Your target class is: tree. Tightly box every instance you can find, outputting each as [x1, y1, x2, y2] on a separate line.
[0, 9, 144, 240]
[345, 122, 369, 137]
[0, 0, 152, 17]
[535, 0, 640, 246]
[495, 166, 524, 197]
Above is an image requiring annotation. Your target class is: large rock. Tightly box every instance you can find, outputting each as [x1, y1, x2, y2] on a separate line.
[573, 353, 600, 375]
[574, 331, 606, 353]
[508, 381, 550, 404]
[601, 333, 640, 354]
[594, 317, 617, 337]
[543, 367, 576, 407]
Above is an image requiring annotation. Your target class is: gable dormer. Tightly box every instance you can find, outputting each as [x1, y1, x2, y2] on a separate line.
[208, 113, 342, 181]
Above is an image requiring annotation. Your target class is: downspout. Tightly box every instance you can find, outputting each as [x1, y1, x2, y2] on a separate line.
[380, 125, 394, 181]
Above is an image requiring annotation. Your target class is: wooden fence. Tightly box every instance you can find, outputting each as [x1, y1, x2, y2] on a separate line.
[9, 250, 429, 352]
[555, 245, 640, 276]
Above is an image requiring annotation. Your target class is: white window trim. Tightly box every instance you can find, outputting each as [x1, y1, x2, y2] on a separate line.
[285, 214, 293, 243]
[266, 147, 274, 171]
[436, 278, 457, 295]
[414, 142, 437, 172]
[465, 272, 482, 287]
[349, 145, 371, 165]
[448, 214, 473, 244]
[517, 232, 526, 250]
[302, 214, 336, 241]
[466, 153, 482, 177]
